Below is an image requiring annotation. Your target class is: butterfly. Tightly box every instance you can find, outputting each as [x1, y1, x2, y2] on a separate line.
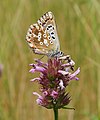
[26, 11, 63, 57]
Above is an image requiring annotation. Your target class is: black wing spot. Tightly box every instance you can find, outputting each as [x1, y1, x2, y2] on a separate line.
[52, 27, 54, 30]
[48, 25, 52, 28]
[51, 32, 54, 35]
[47, 27, 49, 30]
[52, 36, 55, 39]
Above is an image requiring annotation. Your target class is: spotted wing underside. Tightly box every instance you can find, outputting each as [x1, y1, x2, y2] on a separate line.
[26, 11, 60, 55]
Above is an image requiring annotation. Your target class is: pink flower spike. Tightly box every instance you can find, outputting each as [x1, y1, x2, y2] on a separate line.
[29, 56, 80, 109]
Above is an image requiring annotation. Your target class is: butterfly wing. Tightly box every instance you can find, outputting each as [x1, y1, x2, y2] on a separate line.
[26, 11, 60, 55]
[26, 23, 50, 55]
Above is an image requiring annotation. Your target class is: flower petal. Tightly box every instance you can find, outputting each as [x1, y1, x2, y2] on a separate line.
[29, 63, 34, 66]
[29, 68, 36, 73]
[61, 63, 71, 67]
[58, 70, 69, 75]
[33, 92, 42, 98]
[36, 98, 43, 105]
[70, 67, 80, 80]
[35, 59, 48, 67]
[30, 78, 41, 82]
[59, 55, 70, 60]
[35, 66, 46, 73]
[59, 80, 65, 90]
[69, 60, 75, 66]
[51, 90, 58, 99]
[42, 91, 48, 96]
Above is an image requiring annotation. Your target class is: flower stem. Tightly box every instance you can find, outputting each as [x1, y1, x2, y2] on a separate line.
[53, 108, 58, 120]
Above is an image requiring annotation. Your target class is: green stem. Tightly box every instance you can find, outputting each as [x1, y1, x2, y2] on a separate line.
[53, 108, 58, 120]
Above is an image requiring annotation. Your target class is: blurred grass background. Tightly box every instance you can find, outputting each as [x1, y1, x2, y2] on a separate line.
[0, 0, 100, 120]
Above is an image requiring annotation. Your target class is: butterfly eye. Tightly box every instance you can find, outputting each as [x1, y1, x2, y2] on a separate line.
[60, 51, 63, 55]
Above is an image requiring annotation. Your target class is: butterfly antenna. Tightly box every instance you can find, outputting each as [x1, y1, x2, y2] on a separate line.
[38, 55, 45, 60]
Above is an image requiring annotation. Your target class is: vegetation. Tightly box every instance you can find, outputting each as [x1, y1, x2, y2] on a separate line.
[0, 0, 100, 120]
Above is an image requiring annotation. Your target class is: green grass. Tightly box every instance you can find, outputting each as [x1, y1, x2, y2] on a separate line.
[0, 0, 100, 120]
